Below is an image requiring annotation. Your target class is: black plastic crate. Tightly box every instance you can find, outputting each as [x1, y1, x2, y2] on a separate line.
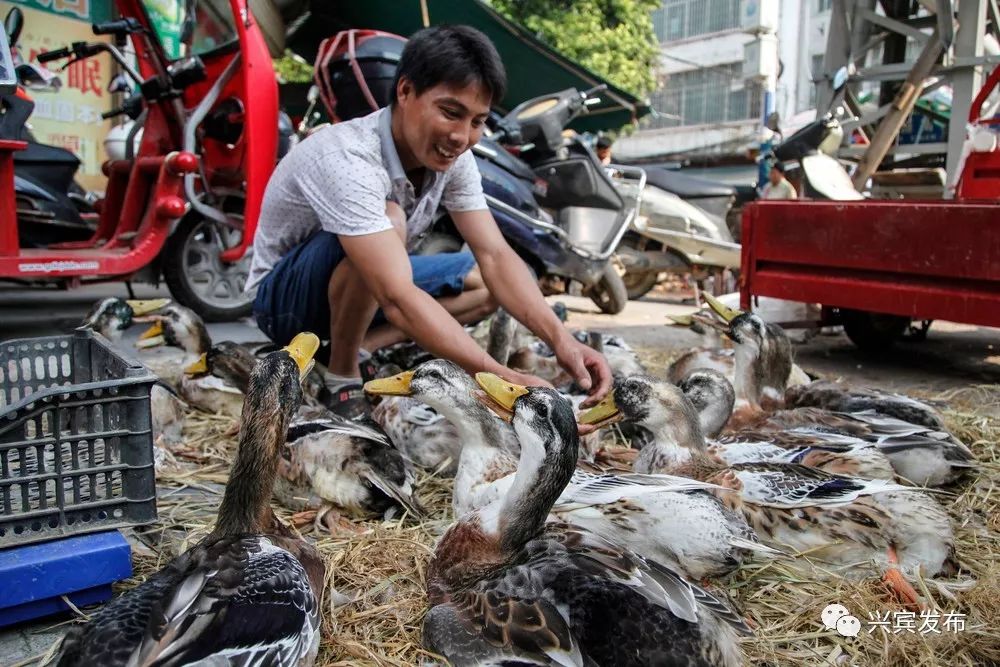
[0, 330, 158, 548]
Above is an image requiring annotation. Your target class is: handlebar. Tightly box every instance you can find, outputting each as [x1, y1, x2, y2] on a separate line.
[92, 18, 142, 35]
[37, 48, 71, 63]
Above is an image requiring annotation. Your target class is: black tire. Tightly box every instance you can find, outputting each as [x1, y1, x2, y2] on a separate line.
[414, 231, 463, 255]
[841, 309, 909, 352]
[162, 213, 254, 322]
[586, 263, 628, 315]
[623, 269, 659, 300]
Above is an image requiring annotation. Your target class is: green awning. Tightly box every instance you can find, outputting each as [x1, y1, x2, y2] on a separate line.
[290, 0, 649, 132]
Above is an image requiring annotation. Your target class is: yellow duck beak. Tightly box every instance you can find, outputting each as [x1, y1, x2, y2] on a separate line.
[363, 370, 415, 397]
[474, 372, 529, 422]
[700, 291, 742, 323]
[282, 332, 320, 377]
[135, 320, 166, 349]
[667, 314, 694, 326]
[578, 390, 623, 428]
[126, 298, 170, 317]
[184, 353, 209, 376]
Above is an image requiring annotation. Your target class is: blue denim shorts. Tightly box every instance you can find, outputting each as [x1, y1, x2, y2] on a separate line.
[253, 230, 476, 347]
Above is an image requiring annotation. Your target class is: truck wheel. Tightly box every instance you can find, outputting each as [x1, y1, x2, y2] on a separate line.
[162, 211, 254, 322]
[841, 309, 909, 351]
[586, 264, 628, 315]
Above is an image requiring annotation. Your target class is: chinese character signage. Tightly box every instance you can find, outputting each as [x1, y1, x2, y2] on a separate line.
[1, 0, 114, 190]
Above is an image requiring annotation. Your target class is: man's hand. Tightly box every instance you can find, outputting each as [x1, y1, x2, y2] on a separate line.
[552, 336, 613, 407]
[493, 366, 554, 390]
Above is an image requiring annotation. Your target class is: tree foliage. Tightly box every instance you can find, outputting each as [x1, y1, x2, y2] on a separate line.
[489, 0, 661, 97]
[273, 49, 313, 84]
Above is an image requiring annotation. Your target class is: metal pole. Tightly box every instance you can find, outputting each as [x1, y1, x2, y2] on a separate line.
[944, 0, 987, 195]
[852, 28, 943, 189]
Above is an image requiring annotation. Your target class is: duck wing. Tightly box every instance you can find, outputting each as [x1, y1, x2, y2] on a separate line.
[727, 463, 909, 508]
[56, 535, 319, 667]
[786, 380, 946, 430]
[556, 469, 723, 507]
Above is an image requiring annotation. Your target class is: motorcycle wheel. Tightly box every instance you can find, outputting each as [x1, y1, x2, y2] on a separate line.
[586, 263, 628, 315]
[162, 208, 254, 322]
[623, 267, 659, 301]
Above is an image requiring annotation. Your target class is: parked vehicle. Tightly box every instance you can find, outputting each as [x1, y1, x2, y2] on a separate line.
[313, 31, 640, 314]
[0, 0, 281, 321]
[613, 169, 741, 300]
[2, 7, 98, 248]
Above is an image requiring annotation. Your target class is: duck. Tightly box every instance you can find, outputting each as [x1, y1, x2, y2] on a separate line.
[667, 311, 813, 389]
[697, 292, 976, 486]
[273, 411, 425, 532]
[422, 377, 748, 666]
[679, 369, 897, 480]
[78, 297, 171, 343]
[79, 298, 188, 464]
[365, 360, 772, 581]
[54, 333, 326, 666]
[579, 375, 957, 607]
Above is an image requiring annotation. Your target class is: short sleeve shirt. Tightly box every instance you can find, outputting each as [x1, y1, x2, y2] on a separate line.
[762, 178, 798, 200]
[246, 107, 487, 290]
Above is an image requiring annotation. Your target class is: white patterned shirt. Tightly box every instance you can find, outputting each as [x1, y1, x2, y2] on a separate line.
[246, 107, 487, 290]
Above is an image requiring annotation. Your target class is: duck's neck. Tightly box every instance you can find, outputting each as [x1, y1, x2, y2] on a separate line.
[733, 330, 793, 412]
[494, 422, 576, 553]
[215, 402, 287, 535]
[638, 406, 709, 475]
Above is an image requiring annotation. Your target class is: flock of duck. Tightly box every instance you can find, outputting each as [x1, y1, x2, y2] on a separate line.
[49, 293, 975, 666]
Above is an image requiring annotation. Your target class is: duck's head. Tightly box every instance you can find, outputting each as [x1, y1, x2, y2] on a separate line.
[677, 369, 735, 438]
[135, 304, 212, 360]
[364, 359, 480, 413]
[475, 373, 578, 549]
[244, 333, 318, 421]
[579, 375, 705, 449]
[79, 298, 170, 341]
[701, 292, 792, 404]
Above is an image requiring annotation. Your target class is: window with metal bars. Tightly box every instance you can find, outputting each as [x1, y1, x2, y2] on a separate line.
[652, 0, 741, 43]
[644, 63, 759, 128]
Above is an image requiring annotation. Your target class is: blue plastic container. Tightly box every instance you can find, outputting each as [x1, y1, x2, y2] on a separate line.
[0, 530, 132, 627]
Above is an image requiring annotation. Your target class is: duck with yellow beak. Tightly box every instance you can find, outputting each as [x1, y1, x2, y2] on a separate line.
[579, 375, 957, 609]
[55, 333, 327, 667]
[421, 372, 748, 667]
[366, 360, 773, 581]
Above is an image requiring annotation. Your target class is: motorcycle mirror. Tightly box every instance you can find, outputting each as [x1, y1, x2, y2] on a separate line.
[307, 84, 319, 103]
[108, 73, 131, 94]
[5, 7, 23, 45]
[832, 66, 850, 91]
[765, 111, 781, 132]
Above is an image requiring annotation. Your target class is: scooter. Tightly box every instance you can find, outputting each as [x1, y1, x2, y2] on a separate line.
[0, 0, 278, 322]
[613, 171, 741, 300]
[2, 7, 98, 248]
[473, 86, 643, 314]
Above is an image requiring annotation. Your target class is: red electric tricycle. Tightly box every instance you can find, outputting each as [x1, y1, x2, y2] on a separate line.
[0, 0, 281, 321]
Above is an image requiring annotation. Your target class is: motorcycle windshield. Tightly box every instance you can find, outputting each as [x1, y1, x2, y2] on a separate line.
[801, 154, 865, 200]
[141, 0, 238, 59]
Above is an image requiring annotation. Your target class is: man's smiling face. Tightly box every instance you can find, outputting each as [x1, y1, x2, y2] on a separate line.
[393, 77, 492, 172]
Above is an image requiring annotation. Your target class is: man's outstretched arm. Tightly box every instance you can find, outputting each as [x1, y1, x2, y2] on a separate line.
[452, 208, 613, 406]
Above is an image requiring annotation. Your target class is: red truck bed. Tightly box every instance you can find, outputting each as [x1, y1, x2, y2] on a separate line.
[740, 200, 1000, 329]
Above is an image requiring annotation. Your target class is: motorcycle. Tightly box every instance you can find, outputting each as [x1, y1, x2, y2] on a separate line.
[0, 0, 284, 322]
[613, 169, 741, 300]
[472, 86, 643, 314]
[2, 7, 99, 248]
[769, 68, 864, 201]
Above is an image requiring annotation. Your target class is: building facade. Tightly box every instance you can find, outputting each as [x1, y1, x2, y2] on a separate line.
[617, 0, 832, 164]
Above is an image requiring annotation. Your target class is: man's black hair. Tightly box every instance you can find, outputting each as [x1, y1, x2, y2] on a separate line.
[390, 25, 507, 105]
[596, 136, 613, 149]
[771, 161, 785, 174]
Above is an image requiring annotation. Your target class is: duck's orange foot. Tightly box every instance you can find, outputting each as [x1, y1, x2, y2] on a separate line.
[883, 546, 925, 611]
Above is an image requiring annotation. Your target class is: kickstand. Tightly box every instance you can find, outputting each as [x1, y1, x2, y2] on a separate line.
[125, 281, 136, 300]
